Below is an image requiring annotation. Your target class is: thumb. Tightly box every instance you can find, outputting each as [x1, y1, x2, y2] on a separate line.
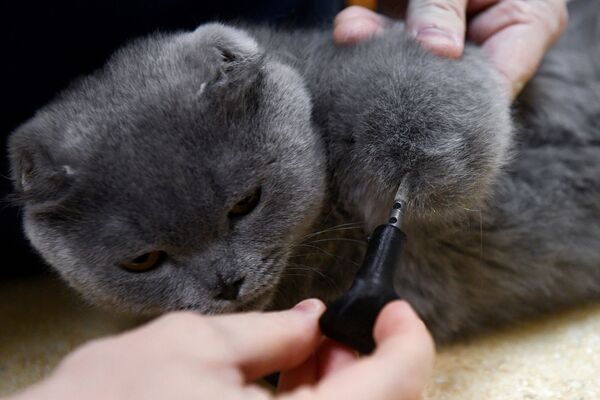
[334, 6, 390, 45]
[407, 0, 467, 58]
[206, 298, 326, 381]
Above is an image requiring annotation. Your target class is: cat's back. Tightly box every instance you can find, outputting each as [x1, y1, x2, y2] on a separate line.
[477, 0, 600, 296]
[517, 0, 600, 146]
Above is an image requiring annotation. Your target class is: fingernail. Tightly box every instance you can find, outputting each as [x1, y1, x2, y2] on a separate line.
[336, 24, 363, 43]
[335, 20, 384, 45]
[415, 27, 459, 44]
[292, 299, 323, 315]
[415, 27, 462, 56]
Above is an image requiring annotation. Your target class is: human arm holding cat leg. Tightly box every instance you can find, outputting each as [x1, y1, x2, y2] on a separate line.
[334, 0, 568, 97]
[320, 185, 408, 354]
[5, 300, 435, 400]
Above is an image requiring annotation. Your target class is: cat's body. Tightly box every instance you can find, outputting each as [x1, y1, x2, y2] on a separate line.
[9, 0, 600, 343]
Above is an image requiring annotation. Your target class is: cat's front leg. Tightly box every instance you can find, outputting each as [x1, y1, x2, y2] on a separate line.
[322, 44, 515, 341]
[327, 46, 513, 229]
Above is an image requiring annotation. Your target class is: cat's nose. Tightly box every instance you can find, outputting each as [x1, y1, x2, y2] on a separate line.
[214, 274, 245, 301]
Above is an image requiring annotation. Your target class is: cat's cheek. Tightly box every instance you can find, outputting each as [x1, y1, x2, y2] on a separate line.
[23, 215, 79, 277]
[22, 214, 112, 307]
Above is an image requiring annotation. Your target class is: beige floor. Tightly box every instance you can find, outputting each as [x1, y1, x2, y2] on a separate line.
[2, 276, 600, 399]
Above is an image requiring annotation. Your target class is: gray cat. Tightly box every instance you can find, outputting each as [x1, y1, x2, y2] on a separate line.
[8, 0, 600, 343]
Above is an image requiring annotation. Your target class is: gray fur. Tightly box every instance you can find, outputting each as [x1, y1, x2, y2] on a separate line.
[8, 0, 600, 343]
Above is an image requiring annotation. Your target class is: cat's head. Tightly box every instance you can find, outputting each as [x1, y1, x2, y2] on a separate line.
[9, 24, 326, 314]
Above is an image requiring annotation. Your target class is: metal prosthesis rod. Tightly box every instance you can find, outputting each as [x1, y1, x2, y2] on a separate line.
[319, 185, 408, 354]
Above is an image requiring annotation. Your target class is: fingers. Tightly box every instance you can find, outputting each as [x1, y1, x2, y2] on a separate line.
[469, 0, 567, 45]
[278, 339, 357, 392]
[206, 298, 326, 381]
[468, 0, 568, 96]
[333, 6, 390, 45]
[406, 0, 468, 58]
[466, 0, 500, 15]
[334, 1, 469, 57]
[278, 353, 318, 392]
[283, 301, 435, 400]
[316, 339, 357, 378]
[334, 0, 567, 98]
[147, 299, 325, 383]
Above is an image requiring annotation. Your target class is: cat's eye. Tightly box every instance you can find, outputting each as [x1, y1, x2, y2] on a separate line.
[228, 188, 261, 218]
[120, 251, 165, 272]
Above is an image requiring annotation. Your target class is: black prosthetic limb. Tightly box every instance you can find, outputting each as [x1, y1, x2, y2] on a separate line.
[319, 185, 408, 354]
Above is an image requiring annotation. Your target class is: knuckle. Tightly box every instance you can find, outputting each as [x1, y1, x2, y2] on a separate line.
[531, 0, 569, 38]
[498, 0, 535, 25]
[501, 0, 568, 38]
[416, 0, 466, 22]
[149, 311, 232, 359]
[156, 311, 206, 331]
[336, 5, 371, 22]
[153, 311, 220, 344]
[271, 311, 310, 334]
[554, 1, 569, 35]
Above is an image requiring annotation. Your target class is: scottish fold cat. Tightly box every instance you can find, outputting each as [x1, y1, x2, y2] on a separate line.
[8, 0, 600, 342]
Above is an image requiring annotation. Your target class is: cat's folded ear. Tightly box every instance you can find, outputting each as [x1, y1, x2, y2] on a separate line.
[8, 120, 75, 206]
[181, 23, 264, 90]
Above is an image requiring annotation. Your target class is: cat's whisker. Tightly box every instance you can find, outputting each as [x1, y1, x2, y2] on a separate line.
[301, 222, 363, 240]
[319, 206, 336, 226]
[287, 252, 327, 258]
[305, 238, 367, 246]
[292, 243, 359, 267]
[460, 206, 485, 262]
[281, 272, 338, 290]
[315, 221, 362, 230]
[293, 243, 338, 258]
[285, 263, 325, 274]
[302, 226, 364, 240]
[461, 207, 482, 212]
[285, 263, 341, 291]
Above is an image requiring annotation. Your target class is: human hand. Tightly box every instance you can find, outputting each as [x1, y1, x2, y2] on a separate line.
[7, 299, 434, 400]
[334, 0, 568, 97]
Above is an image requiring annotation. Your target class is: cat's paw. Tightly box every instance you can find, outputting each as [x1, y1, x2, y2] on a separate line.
[346, 44, 513, 226]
